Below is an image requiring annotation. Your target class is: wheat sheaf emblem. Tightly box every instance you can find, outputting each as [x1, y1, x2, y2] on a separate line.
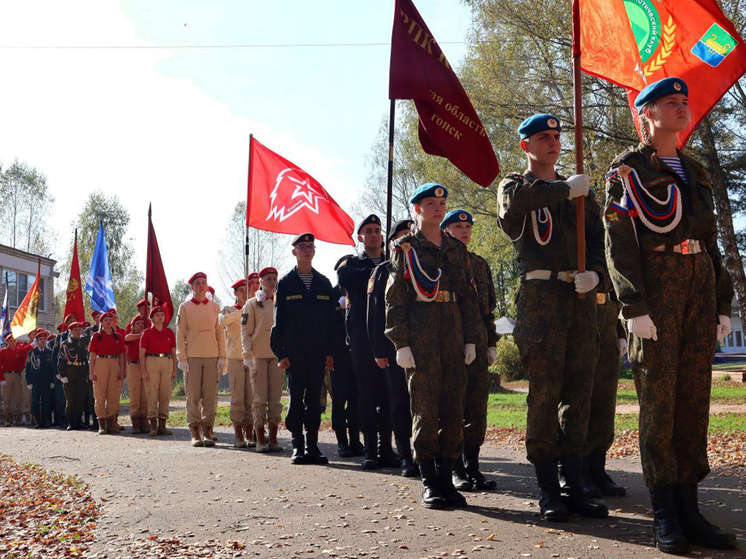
[644, 16, 676, 76]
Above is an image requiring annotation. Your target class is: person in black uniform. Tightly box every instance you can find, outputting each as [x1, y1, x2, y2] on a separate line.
[367, 218, 419, 478]
[57, 321, 90, 430]
[271, 233, 336, 466]
[51, 314, 78, 428]
[337, 215, 399, 471]
[330, 268, 365, 458]
[25, 330, 56, 429]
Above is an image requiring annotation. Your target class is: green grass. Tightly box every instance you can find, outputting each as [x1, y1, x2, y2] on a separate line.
[712, 363, 746, 371]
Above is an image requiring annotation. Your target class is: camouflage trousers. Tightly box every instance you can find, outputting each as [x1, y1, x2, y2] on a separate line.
[514, 279, 598, 463]
[586, 299, 622, 454]
[463, 340, 490, 448]
[629, 251, 716, 488]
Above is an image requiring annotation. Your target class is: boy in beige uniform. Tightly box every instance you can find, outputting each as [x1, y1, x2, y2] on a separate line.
[220, 278, 254, 448]
[177, 272, 226, 447]
[241, 266, 283, 453]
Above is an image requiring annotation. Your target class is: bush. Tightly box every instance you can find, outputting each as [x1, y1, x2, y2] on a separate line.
[172, 379, 186, 398]
[492, 336, 523, 381]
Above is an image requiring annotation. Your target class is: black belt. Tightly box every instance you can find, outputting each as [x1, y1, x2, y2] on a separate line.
[66, 361, 87, 366]
[5, 370, 22, 374]
[97, 354, 119, 359]
[146, 353, 172, 358]
[130, 360, 140, 364]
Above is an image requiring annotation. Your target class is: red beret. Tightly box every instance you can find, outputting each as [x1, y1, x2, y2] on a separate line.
[68, 322, 84, 329]
[259, 267, 278, 278]
[248, 272, 260, 281]
[188, 272, 207, 285]
[64, 313, 78, 323]
[101, 311, 115, 320]
[91, 310, 101, 318]
[36, 330, 49, 339]
[232, 279, 247, 290]
[82, 321, 91, 328]
[130, 316, 146, 325]
[4, 333, 13, 341]
[208, 286, 215, 295]
[136, 298, 149, 308]
[56, 323, 65, 332]
[48, 335, 56, 341]
[150, 306, 165, 319]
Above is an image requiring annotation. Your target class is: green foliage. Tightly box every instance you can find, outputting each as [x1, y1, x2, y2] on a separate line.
[493, 336, 523, 381]
[171, 379, 186, 398]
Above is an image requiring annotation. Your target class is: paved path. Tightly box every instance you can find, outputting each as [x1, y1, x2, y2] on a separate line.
[1, 426, 744, 558]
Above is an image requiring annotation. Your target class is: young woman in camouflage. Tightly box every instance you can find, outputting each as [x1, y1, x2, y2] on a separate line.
[604, 77, 736, 554]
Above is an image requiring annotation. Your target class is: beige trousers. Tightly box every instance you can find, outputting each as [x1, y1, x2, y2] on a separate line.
[185, 357, 218, 427]
[127, 363, 148, 418]
[94, 358, 121, 419]
[3, 373, 24, 415]
[251, 357, 284, 427]
[21, 377, 31, 414]
[145, 356, 173, 420]
[228, 359, 252, 425]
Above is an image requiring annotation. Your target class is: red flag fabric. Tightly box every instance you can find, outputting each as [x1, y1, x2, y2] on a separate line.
[64, 233, 86, 324]
[389, 0, 499, 187]
[246, 137, 354, 246]
[578, 0, 746, 147]
[10, 260, 41, 338]
[146, 206, 174, 325]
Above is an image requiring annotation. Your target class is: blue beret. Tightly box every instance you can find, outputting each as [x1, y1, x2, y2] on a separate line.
[634, 77, 688, 110]
[440, 209, 473, 230]
[356, 214, 381, 234]
[291, 232, 315, 246]
[409, 182, 448, 205]
[518, 113, 561, 139]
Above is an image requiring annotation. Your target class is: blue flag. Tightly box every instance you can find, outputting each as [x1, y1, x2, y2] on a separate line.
[85, 221, 117, 313]
[1, 273, 10, 341]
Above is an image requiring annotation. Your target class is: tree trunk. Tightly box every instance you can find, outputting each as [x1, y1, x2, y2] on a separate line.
[700, 117, 746, 322]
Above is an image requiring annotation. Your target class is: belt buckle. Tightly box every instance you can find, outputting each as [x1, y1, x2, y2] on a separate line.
[596, 293, 606, 305]
[680, 240, 690, 255]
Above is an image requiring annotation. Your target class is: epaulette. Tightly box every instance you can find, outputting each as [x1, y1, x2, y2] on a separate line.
[610, 146, 640, 167]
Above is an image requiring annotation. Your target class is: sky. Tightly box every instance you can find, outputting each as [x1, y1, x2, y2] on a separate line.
[0, 0, 472, 305]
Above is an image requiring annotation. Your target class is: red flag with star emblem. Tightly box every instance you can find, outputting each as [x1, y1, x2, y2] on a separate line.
[246, 137, 354, 246]
[63, 231, 86, 324]
[577, 0, 746, 147]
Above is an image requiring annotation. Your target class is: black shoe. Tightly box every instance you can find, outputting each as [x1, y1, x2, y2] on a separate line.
[452, 455, 473, 491]
[534, 458, 570, 522]
[291, 435, 306, 465]
[676, 483, 737, 550]
[304, 432, 329, 465]
[650, 486, 690, 554]
[349, 433, 366, 457]
[336, 431, 354, 457]
[464, 446, 497, 491]
[559, 455, 608, 518]
[361, 431, 378, 470]
[436, 457, 467, 507]
[588, 450, 626, 497]
[395, 436, 419, 477]
[419, 459, 446, 509]
[580, 454, 603, 498]
[377, 431, 400, 469]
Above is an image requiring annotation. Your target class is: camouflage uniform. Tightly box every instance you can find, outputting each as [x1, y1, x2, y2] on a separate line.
[385, 231, 481, 461]
[497, 171, 606, 463]
[604, 144, 733, 488]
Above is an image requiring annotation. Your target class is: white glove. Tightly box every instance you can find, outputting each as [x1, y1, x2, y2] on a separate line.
[396, 347, 416, 369]
[487, 347, 497, 365]
[60, 377, 69, 384]
[178, 361, 189, 373]
[243, 358, 254, 368]
[618, 338, 628, 357]
[574, 271, 600, 294]
[338, 296, 347, 309]
[27, 384, 32, 390]
[217, 358, 226, 372]
[50, 383, 55, 389]
[255, 290, 268, 303]
[566, 174, 590, 199]
[717, 315, 732, 341]
[56, 374, 61, 381]
[629, 314, 658, 341]
[464, 343, 476, 365]
[0, 380, 6, 387]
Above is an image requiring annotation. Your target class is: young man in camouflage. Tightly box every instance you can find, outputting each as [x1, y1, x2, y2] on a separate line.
[497, 114, 608, 521]
[441, 209, 499, 491]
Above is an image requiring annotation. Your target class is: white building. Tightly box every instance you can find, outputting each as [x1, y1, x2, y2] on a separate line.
[720, 298, 744, 355]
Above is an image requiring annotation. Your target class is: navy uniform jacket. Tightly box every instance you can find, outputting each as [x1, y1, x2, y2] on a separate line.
[270, 267, 335, 362]
[337, 254, 381, 344]
[367, 260, 396, 361]
[25, 347, 56, 386]
[331, 285, 349, 358]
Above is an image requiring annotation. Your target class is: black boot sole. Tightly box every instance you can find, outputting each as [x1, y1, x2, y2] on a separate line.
[361, 459, 378, 470]
[423, 500, 447, 509]
[655, 540, 691, 555]
[542, 511, 570, 522]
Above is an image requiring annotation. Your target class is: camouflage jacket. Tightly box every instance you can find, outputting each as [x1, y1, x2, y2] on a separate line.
[604, 143, 733, 318]
[469, 251, 499, 347]
[385, 230, 481, 350]
[497, 171, 606, 282]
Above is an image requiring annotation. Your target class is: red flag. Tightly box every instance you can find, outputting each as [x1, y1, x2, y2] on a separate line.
[64, 231, 86, 323]
[389, 0, 499, 187]
[246, 137, 354, 246]
[577, 0, 746, 147]
[146, 205, 174, 325]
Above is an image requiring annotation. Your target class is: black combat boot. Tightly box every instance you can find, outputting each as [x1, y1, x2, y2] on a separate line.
[66, 415, 76, 431]
[588, 450, 626, 496]
[580, 454, 603, 498]
[349, 427, 366, 456]
[436, 457, 467, 507]
[650, 486, 690, 554]
[534, 458, 570, 522]
[418, 459, 446, 509]
[290, 433, 306, 465]
[336, 430, 353, 457]
[558, 455, 608, 518]
[377, 430, 400, 468]
[304, 431, 329, 465]
[452, 454, 473, 490]
[676, 483, 736, 550]
[464, 445, 497, 490]
[395, 436, 419, 477]
[361, 431, 378, 470]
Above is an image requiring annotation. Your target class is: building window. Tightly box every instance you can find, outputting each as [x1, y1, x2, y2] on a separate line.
[736, 330, 743, 348]
[727, 332, 734, 347]
[3, 270, 44, 311]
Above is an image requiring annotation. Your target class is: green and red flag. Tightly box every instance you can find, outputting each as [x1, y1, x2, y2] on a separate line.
[10, 259, 41, 338]
[577, 0, 746, 146]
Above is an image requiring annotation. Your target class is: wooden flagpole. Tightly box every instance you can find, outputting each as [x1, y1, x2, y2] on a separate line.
[385, 100, 395, 259]
[572, 0, 586, 298]
[245, 134, 254, 294]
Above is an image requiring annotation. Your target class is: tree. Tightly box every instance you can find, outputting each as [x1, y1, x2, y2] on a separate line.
[216, 201, 290, 295]
[0, 159, 56, 255]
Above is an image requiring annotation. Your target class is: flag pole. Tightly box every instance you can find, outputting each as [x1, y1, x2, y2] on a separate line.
[245, 134, 254, 294]
[146, 205, 152, 308]
[385, 99, 395, 260]
[572, 0, 586, 299]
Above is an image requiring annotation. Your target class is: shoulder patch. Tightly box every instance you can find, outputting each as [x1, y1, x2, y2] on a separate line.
[367, 275, 376, 294]
[286, 294, 303, 301]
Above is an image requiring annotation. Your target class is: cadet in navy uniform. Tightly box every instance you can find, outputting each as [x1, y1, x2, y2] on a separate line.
[25, 330, 56, 429]
[270, 233, 336, 465]
[367, 218, 418, 478]
[337, 215, 399, 470]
